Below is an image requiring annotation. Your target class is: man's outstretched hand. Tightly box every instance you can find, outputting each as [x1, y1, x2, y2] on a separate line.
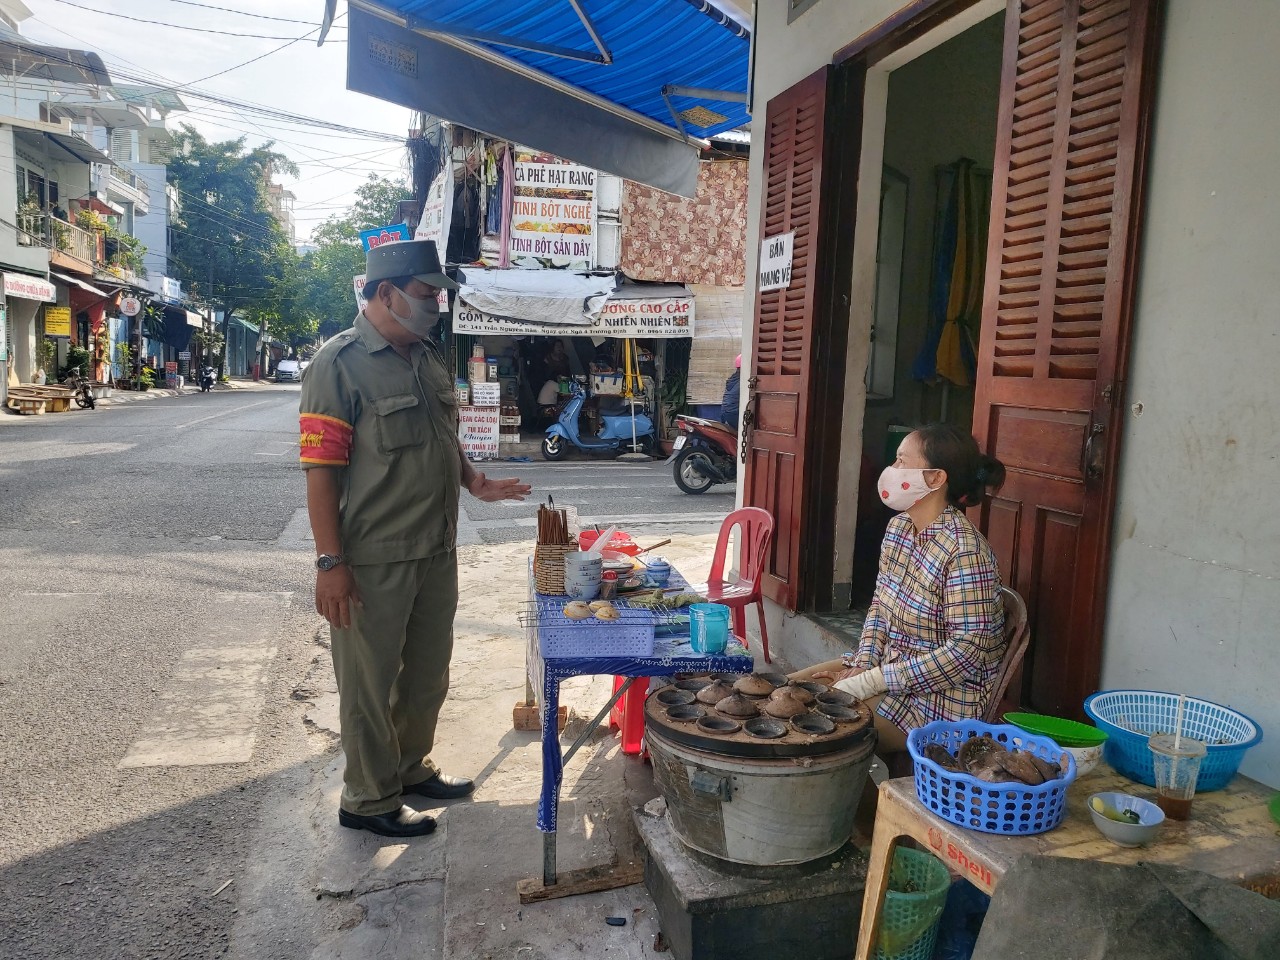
[468, 473, 532, 502]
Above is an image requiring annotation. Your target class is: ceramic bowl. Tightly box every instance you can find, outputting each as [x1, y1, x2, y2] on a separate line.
[1087, 792, 1164, 847]
[1066, 743, 1104, 778]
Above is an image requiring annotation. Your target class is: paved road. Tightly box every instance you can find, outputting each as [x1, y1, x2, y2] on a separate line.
[0, 386, 735, 959]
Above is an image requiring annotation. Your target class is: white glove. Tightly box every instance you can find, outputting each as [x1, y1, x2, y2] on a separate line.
[834, 666, 888, 702]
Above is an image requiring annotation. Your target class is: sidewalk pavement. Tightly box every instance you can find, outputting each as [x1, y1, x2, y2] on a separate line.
[97, 378, 281, 405]
[240, 533, 758, 960]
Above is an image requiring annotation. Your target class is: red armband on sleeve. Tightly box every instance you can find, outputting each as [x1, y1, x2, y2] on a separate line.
[299, 413, 353, 466]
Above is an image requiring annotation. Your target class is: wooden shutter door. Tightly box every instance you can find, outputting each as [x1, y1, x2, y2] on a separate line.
[744, 67, 832, 610]
[973, 0, 1161, 717]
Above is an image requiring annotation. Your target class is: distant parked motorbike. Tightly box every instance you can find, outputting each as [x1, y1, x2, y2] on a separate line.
[200, 365, 216, 393]
[62, 367, 95, 410]
[542, 379, 655, 460]
[668, 415, 738, 494]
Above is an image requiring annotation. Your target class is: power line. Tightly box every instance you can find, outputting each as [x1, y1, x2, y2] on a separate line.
[153, 0, 348, 27]
[21, 18, 405, 143]
[43, 0, 346, 41]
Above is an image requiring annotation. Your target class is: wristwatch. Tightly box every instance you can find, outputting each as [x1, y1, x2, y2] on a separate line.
[316, 554, 345, 572]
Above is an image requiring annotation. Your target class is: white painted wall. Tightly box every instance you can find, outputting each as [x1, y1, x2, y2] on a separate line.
[130, 161, 170, 287]
[0, 126, 50, 275]
[1102, 0, 1280, 788]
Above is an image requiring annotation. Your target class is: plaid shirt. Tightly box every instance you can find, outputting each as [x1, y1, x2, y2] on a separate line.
[854, 506, 1006, 730]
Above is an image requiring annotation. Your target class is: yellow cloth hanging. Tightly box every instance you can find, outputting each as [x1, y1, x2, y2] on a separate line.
[622, 339, 642, 398]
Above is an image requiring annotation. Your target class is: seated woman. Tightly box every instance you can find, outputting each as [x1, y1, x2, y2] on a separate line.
[793, 424, 1008, 755]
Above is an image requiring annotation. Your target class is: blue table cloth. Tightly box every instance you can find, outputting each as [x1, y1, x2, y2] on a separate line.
[525, 565, 754, 832]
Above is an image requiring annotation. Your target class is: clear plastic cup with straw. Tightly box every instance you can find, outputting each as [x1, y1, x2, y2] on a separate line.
[1149, 694, 1205, 820]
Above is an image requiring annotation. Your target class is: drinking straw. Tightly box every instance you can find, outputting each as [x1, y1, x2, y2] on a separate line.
[1171, 693, 1187, 789]
[587, 525, 618, 557]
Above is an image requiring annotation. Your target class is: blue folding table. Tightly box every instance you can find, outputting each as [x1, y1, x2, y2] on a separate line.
[522, 563, 753, 898]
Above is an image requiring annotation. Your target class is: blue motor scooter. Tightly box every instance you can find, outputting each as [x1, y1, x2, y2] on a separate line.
[542, 379, 656, 460]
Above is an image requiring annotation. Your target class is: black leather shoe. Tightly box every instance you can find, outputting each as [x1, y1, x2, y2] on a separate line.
[404, 772, 475, 800]
[338, 805, 437, 837]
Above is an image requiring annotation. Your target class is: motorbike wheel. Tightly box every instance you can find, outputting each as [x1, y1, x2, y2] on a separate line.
[541, 435, 568, 461]
[74, 396, 90, 409]
[673, 448, 716, 495]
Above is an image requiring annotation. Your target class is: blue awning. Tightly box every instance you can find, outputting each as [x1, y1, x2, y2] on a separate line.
[330, 0, 750, 197]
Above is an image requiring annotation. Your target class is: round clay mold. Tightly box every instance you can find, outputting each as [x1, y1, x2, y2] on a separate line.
[792, 713, 837, 736]
[666, 704, 705, 723]
[655, 688, 696, 707]
[696, 716, 741, 736]
[744, 717, 787, 740]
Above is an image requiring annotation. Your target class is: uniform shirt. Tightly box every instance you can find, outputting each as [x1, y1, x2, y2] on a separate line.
[853, 506, 1006, 730]
[299, 313, 461, 565]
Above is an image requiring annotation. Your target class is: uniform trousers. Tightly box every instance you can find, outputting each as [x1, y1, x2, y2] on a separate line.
[331, 551, 459, 816]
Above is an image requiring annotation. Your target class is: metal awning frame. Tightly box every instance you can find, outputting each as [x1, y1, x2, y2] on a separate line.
[345, 0, 695, 148]
[404, 0, 613, 65]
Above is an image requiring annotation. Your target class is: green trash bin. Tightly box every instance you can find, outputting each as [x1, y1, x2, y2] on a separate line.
[873, 847, 952, 960]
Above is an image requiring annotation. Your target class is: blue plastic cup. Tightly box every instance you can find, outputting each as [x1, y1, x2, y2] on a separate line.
[689, 603, 730, 654]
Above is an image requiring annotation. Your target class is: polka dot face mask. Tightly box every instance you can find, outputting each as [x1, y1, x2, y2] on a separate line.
[877, 466, 939, 512]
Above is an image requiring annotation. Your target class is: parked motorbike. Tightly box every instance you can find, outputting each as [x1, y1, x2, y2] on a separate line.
[200, 365, 216, 393]
[62, 367, 94, 410]
[668, 415, 738, 494]
[542, 379, 656, 460]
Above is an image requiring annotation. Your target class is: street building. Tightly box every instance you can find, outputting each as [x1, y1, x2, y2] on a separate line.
[0, 6, 199, 399]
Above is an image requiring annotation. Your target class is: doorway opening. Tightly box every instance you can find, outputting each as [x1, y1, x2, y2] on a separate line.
[822, 8, 1006, 636]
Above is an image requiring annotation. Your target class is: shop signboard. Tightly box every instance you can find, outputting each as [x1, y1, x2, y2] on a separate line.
[414, 159, 453, 310]
[359, 223, 411, 252]
[458, 405, 500, 459]
[179, 350, 191, 360]
[353, 274, 368, 311]
[758, 231, 795, 293]
[454, 297, 694, 339]
[44, 306, 72, 337]
[510, 151, 596, 267]
[469, 381, 501, 407]
[3, 272, 56, 302]
[120, 296, 142, 317]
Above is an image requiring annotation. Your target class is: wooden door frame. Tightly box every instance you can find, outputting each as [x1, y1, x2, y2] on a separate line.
[795, 60, 863, 612]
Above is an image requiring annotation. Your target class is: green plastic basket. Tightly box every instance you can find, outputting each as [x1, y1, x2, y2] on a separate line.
[873, 848, 951, 960]
[1269, 792, 1280, 827]
[1004, 711, 1109, 748]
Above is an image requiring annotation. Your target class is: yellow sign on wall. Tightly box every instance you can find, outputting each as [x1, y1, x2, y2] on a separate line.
[44, 306, 72, 337]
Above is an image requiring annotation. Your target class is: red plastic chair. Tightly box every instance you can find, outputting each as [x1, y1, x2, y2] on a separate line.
[704, 507, 775, 663]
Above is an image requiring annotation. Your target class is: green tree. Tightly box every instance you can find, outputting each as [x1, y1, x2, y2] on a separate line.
[298, 173, 412, 338]
[166, 126, 298, 371]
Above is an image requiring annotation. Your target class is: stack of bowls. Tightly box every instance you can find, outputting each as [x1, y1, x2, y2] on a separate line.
[563, 551, 603, 601]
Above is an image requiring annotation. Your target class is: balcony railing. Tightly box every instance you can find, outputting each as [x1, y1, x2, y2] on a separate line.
[109, 164, 151, 199]
[17, 212, 100, 265]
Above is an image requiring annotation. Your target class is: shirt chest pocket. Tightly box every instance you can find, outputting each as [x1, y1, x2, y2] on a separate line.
[434, 388, 459, 430]
[372, 393, 426, 454]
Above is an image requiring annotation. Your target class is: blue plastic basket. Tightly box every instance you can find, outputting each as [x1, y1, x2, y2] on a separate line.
[1083, 690, 1262, 791]
[908, 721, 1077, 835]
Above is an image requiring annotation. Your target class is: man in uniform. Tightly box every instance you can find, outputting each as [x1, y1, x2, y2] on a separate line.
[300, 240, 531, 838]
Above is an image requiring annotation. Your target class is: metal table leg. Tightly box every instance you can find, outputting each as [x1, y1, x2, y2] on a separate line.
[542, 677, 634, 888]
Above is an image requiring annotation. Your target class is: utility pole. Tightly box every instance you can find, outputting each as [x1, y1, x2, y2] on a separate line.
[205, 242, 214, 377]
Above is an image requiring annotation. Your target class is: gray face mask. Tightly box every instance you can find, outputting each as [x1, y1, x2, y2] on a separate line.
[389, 286, 440, 338]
